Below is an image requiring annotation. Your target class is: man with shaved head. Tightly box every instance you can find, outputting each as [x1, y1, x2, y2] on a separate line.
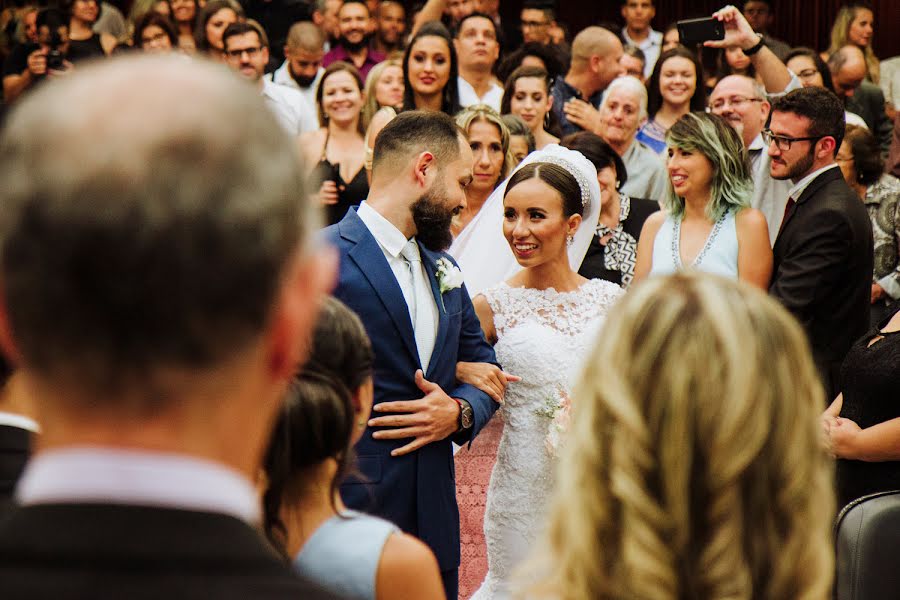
[829, 45, 892, 155]
[551, 25, 625, 136]
[0, 55, 337, 598]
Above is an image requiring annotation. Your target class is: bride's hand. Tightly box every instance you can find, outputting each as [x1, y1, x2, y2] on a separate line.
[456, 362, 520, 403]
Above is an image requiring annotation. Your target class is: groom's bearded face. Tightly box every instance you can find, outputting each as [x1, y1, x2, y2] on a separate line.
[411, 181, 457, 251]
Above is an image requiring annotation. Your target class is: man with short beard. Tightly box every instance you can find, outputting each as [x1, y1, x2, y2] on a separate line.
[323, 110, 502, 600]
[270, 21, 325, 108]
[322, 0, 384, 81]
[767, 86, 873, 401]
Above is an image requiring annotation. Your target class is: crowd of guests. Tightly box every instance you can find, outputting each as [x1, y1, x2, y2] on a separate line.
[1, 0, 900, 599]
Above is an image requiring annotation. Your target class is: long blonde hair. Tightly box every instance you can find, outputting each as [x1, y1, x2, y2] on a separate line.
[361, 55, 402, 131]
[827, 3, 880, 84]
[522, 273, 834, 600]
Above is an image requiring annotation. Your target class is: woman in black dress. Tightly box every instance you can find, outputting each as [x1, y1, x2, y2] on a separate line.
[298, 61, 369, 226]
[561, 132, 658, 288]
[824, 305, 900, 508]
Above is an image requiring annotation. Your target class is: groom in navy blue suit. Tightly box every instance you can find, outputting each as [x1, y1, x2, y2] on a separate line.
[323, 111, 500, 599]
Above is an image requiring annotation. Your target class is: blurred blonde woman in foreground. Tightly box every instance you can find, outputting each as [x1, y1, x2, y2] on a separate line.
[521, 272, 834, 600]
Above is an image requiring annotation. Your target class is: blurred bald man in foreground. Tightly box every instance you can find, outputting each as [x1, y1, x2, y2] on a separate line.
[0, 56, 338, 599]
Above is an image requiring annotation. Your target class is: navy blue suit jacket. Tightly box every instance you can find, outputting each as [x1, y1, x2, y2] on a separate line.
[323, 208, 499, 571]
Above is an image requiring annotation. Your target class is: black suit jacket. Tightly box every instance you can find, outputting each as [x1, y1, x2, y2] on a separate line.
[846, 81, 893, 156]
[0, 503, 342, 599]
[771, 166, 874, 400]
[0, 424, 30, 508]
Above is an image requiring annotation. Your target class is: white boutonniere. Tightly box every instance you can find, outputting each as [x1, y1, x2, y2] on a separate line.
[435, 257, 464, 295]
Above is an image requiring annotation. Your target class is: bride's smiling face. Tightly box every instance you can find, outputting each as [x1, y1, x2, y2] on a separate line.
[503, 176, 580, 267]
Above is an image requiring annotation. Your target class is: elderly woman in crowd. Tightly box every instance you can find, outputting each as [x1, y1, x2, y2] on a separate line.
[133, 10, 176, 52]
[453, 105, 513, 236]
[634, 112, 772, 289]
[262, 297, 444, 600]
[562, 132, 659, 288]
[299, 61, 368, 226]
[637, 46, 706, 154]
[836, 124, 900, 325]
[594, 75, 667, 204]
[193, 0, 242, 58]
[525, 272, 834, 600]
[501, 114, 535, 167]
[501, 65, 560, 150]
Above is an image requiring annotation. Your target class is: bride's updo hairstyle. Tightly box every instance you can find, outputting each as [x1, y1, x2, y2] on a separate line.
[503, 162, 584, 217]
[262, 297, 374, 556]
[521, 273, 833, 600]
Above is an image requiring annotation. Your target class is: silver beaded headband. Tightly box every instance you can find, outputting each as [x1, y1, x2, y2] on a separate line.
[529, 156, 592, 209]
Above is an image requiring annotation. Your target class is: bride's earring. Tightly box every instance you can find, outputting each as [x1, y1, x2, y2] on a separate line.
[566, 234, 574, 247]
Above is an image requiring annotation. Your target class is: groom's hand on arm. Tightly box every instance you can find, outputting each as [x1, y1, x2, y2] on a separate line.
[369, 370, 460, 457]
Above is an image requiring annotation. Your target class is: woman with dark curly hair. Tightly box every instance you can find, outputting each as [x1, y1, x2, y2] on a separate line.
[261, 297, 444, 600]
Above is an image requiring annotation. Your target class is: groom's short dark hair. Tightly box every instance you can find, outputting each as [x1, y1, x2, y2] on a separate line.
[371, 110, 463, 175]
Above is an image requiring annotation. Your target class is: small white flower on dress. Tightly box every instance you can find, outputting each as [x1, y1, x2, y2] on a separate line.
[435, 257, 464, 294]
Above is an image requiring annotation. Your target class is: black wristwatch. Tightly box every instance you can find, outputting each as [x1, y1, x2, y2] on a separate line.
[454, 398, 474, 432]
[743, 33, 765, 56]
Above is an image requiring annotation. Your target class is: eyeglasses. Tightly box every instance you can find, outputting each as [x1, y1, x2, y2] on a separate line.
[795, 68, 820, 80]
[141, 31, 170, 44]
[761, 128, 827, 151]
[225, 46, 262, 59]
[709, 96, 763, 111]
[521, 20, 548, 29]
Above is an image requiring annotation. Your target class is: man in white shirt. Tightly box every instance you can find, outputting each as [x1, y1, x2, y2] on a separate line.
[0, 54, 336, 598]
[270, 21, 325, 110]
[454, 12, 502, 112]
[223, 21, 318, 136]
[621, 0, 662, 79]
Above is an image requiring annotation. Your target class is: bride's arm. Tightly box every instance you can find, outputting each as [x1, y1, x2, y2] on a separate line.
[455, 295, 520, 403]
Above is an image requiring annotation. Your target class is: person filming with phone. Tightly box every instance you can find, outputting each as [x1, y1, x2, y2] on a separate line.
[3, 8, 73, 104]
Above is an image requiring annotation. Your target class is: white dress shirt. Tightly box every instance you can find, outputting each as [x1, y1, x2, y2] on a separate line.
[457, 76, 503, 113]
[261, 77, 319, 136]
[270, 60, 322, 110]
[0, 411, 39, 432]
[17, 447, 260, 523]
[357, 202, 438, 368]
[622, 28, 663, 79]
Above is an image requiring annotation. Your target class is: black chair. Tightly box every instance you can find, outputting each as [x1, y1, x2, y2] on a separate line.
[834, 490, 900, 600]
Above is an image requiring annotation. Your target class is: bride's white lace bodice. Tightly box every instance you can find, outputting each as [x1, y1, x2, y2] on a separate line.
[471, 279, 622, 599]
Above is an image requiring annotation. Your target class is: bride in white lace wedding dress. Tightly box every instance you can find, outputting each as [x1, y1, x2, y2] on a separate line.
[465, 153, 623, 599]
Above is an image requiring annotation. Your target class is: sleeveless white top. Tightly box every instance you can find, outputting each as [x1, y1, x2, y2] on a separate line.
[649, 210, 739, 279]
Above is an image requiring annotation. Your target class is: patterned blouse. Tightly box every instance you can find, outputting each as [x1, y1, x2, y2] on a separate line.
[865, 173, 900, 300]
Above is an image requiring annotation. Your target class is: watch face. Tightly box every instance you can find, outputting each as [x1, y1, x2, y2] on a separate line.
[461, 404, 474, 429]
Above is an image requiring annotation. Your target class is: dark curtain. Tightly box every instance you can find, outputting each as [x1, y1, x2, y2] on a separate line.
[497, 0, 900, 60]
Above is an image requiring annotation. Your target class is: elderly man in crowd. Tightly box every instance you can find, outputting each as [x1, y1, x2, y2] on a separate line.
[223, 20, 317, 136]
[0, 54, 337, 598]
[828, 45, 893, 156]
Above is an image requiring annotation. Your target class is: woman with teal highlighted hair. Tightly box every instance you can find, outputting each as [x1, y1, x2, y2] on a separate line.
[633, 111, 773, 289]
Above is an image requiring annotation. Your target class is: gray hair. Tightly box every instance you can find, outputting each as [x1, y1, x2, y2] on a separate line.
[0, 56, 315, 402]
[600, 75, 648, 121]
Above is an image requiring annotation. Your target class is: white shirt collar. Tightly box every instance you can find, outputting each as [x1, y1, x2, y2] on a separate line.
[621, 27, 662, 50]
[356, 202, 411, 259]
[748, 132, 766, 152]
[0, 411, 39, 432]
[788, 163, 840, 202]
[17, 447, 260, 524]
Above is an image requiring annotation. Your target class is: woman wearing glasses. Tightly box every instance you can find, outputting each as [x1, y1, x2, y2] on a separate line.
[633, 112, 772, 289]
